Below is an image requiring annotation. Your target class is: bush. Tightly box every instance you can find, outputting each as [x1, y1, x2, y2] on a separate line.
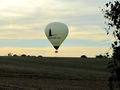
[13, 54, 18, 57]
[96, 54, 104, 58]
[96, 54, 109, 58]
[21, 54, 27, 57]
[8, 53, 12, 56]
[38, 55, 43, 58]
[81, 55, 87, 58]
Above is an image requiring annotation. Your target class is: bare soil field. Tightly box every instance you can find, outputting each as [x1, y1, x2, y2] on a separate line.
[0, 56, 117, 90]
[0, 77, 109, 90]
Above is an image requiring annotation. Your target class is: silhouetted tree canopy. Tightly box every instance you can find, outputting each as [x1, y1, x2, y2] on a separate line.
[13, 54, 18, 57]
[38, 55, 43, 58]
[96, 53, 109, 58]
[21, 54, 27, 57]
[102, 0, 120, 36]
[81, 55, 87, 58]
[102, 0, 120, 89]
[8, 53, 12, 56]
[96, 54, 104, 58]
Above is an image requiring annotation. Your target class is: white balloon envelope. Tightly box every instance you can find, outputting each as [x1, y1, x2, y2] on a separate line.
[45, 22, 69, 52]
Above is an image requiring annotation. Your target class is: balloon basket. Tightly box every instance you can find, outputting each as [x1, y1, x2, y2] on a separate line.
[55, 51, 58, 53]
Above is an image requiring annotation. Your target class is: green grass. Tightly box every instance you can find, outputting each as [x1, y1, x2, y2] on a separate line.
[0, 56, 111, 80]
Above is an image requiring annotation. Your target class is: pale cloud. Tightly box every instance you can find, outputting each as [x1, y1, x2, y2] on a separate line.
[0, 0, 113, 56]
[0, 0, 45, 17]
[68, 25, 113, 41]
[0, 25, 45, 39]
[0, 23, 113, 41]
[0, 46, 112, 57]
[0, 0, 106, 40]
[0, 0, 104, 22]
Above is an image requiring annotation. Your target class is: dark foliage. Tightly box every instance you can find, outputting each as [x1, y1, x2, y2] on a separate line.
[13, 54, 18, 57]
[96, 54, 104, 58]
[38, 55, 43, 58]
[96, 53, 109, 58]
[21, 54, 27, 57]
[102, 0, 120, 89]
[81, 55, 87, 58]
[8, 53, 12, 56]
[102, 1, 120, 31]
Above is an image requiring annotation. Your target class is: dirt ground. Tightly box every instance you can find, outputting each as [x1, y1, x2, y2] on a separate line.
[1, 57, 119, 90]
[0, 77, 110, 90]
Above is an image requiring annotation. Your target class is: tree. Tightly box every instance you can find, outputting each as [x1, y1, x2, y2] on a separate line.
[96, 53, 109, 58]
[21, 54, 27, 57]
[8, 53, 12, 56]
[81, 55, 87, 58]
[38, 55, 43, 58]
[102, 0, 120, 89]
[13, 54, 18, 57]
[96, 54, 104, 58]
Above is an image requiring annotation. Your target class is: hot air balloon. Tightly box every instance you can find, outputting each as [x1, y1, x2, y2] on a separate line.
[45, 22, 69, 53]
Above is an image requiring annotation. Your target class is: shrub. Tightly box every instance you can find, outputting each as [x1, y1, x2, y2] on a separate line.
[38, 55, 43, 58]
[21, 54, 27, 57]
[81, 55, 87, 58]
[96, 54, 104, 58]
[13, 54, 18, 57]
[8, 53, 12, 56]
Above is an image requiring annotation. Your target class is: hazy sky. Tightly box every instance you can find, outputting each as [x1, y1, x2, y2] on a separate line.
[0, 0, 113, 57]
